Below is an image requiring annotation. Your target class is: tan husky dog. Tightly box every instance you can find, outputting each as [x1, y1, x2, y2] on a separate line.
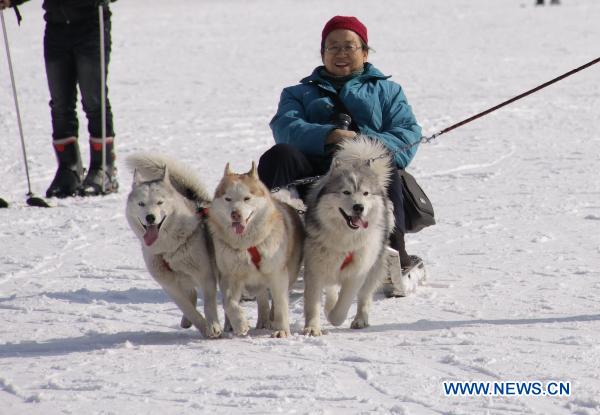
[208, 162, 304, 338]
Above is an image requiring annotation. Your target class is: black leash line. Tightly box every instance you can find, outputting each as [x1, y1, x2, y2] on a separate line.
[423, 56, 600, 141]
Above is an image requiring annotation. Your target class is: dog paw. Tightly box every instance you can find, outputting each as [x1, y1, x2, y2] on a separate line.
[271, 329, 290, 338]
[235, 328, 249, 337]
[326, 311, 347, 327]
[204, 322, 223, 339]
[303, 326, 322, 337]
[350, 316, 369, 329]
[233, 320, 250, 336]
[180, 315, 192, 329]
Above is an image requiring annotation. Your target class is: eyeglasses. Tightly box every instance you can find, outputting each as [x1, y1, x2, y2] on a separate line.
[323, 44, 363, 55]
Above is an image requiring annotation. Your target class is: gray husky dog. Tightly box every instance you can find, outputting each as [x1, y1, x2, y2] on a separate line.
[125, 154, 222, 338]
[303, 136, 394, 336]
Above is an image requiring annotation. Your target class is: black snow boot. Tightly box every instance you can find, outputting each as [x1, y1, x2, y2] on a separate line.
[0, 197, 8, 208]
[389, 230, 412, 268]
[46, 138, 83, 198]
[80, 137, 119, 196]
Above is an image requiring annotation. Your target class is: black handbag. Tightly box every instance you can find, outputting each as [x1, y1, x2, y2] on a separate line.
[400, 170, 435, 233]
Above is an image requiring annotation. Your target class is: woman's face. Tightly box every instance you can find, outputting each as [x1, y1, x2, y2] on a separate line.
[321, 29, 368, 77]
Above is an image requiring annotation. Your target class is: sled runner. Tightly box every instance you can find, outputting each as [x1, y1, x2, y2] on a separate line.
[382, 248, 427, 297]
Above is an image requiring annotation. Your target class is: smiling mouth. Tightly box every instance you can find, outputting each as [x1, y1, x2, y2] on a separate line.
[334, 63, 350, 69]
[338, 208, 368, 230]
[139, 216, 166, 246]
[232, 212, 253, 235]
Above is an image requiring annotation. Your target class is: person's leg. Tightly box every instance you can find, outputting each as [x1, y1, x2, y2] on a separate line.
[76, 17, 115, 140]
[387, 169, 412, 268]
[257, 144, 315, 188]
[257, 144, 329, 200]
[44, 22, 83, 198]
[74, 17, 117, 195]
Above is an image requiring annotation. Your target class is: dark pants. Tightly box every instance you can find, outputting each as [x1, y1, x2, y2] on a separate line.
[258, 144, 410, 265]
[44, 17, 114, 140]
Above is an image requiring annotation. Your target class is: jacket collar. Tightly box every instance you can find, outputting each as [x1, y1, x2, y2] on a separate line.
[300, 62, 390, 90]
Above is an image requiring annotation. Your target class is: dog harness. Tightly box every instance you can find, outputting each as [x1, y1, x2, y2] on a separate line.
[162, 257, 172, 272]
[196, 205, 210, 219]
[340, 252, 354, 270]
[247, 246, 261, 270]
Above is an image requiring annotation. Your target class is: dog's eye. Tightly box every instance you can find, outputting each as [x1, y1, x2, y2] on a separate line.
[363, 191, 369, 196]
[343, 190, 351, 195]
[138, 201, 145, 207]
[157, 201, 164, 206]
[225, 197, 232, 202]
[244, 197, 251, 201]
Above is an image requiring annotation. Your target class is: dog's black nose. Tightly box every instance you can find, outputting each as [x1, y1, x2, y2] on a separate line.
[146, 214, 156, 224]
[352, 204, 364, 214]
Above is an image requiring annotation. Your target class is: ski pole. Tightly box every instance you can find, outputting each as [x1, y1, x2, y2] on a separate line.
[1, 9, 49, 207]
[98, 3, 107, 194]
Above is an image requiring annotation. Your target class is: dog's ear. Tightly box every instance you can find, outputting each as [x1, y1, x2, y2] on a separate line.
[331, 158, 342, 170]
[133, 169, 142, 187]
[247, 161, 258, 179]
[160, 165, 170, 183]
[224, 162, 233, 176]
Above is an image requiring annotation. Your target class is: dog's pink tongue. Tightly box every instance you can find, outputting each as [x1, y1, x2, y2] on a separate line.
[352, 217, 369, 229]
[144, 225, 160, 246]
[233, 222, 245, 235]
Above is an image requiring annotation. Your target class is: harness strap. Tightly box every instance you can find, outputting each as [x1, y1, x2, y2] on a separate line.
[248, 246, 261, 270]
[162, 257, 172, 272]
[340, 252, 354, 270]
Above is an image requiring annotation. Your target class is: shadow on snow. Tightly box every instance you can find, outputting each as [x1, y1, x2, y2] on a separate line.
[2, 313, 599, 359]
[0, 330, 203, 359]
[359, 313, 600, 333]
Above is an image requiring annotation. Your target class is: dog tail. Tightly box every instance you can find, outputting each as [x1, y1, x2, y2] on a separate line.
[126, 153, 211, 202]
[333, 135, 393, 188]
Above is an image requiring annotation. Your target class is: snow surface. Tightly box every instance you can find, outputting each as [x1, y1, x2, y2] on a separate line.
[1, 0, 599, 414]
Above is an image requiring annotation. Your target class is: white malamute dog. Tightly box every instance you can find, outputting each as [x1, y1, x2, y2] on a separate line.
[125, 154, 222, 338]
[303, 136, 394, 336]
[208, 162, 304, 338]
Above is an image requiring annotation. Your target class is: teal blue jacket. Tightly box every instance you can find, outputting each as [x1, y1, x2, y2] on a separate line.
[269, 63, 422, 168]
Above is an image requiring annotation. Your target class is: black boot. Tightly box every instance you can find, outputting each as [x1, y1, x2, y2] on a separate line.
[80, 137, 119, 196]
[46, 138, 83, 198]
[389, 230, 413, 268]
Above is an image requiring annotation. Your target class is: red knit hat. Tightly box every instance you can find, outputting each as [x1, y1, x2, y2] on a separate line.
[321, 16, 368, 48]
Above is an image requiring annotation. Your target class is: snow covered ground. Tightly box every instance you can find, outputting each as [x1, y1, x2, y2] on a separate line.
[1, 0, 599, 413]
